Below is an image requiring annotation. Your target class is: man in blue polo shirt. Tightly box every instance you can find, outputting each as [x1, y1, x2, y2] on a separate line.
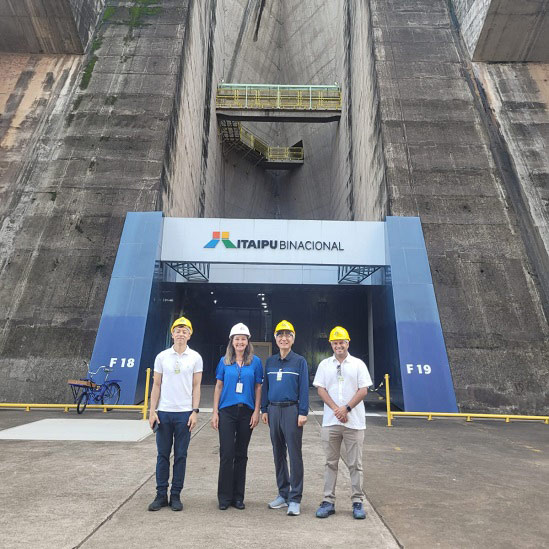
[261, 320, 309, 517]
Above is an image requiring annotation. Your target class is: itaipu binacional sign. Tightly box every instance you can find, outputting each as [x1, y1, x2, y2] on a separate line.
[161, 218, 387, 265]
[204, 230, 344, 251]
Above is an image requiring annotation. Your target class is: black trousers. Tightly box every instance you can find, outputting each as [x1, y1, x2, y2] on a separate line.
[218, 404, 254, 505]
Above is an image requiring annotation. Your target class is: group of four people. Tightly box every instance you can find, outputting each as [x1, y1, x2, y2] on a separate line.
[148, 316, 372, 519]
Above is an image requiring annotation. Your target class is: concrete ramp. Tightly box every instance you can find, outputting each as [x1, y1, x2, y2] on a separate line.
[0, 418, 152, 442]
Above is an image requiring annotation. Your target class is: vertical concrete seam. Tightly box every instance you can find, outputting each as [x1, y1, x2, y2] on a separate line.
[199, 0, 218, 218]
[446, 0, 549, 323]
[344, 0, 355, 220]
[366, 0, 389, 219]
[159, 0, 195, 212]
[226, 0, 254, 81]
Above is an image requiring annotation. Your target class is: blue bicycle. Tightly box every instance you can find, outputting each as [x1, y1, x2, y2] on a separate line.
[68, 366, 122, 414]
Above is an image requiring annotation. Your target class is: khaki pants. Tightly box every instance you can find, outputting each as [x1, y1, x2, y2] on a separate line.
[321, 425, 365, 503]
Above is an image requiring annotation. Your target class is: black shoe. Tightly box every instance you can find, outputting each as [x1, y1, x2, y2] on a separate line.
[170, 494, 183, 511]
[148, 494, 168, 511]
[231, 500, 245, 510]
[218, 502, 229, 510]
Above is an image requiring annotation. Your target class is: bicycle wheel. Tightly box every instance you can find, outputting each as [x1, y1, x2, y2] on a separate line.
[101, 382, 121, 411]
[76, 391, 89, 414]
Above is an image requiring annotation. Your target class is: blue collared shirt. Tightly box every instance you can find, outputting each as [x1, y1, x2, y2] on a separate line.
[216, 355, 263, 411]
[261, 350, 309, 416]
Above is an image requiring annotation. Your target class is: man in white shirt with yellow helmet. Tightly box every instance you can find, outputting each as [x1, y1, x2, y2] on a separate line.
[313, 326, 372, 520]
[148, 316, 203, 512]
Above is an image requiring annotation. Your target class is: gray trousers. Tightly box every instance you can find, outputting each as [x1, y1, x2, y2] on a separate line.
[268, 404, 304, 503]
[321, 425, 365, 503]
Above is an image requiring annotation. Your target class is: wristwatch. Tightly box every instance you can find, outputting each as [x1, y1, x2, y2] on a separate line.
[192, 408, 199, 413]
[346, 405, 352, 412]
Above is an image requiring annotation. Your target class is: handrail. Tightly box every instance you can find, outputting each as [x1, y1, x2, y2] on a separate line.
[218, 83, 340, 90]
[384, 373, 549, 426]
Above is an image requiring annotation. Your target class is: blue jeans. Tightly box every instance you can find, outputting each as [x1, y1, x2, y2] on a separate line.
[155, 411, 191, 497]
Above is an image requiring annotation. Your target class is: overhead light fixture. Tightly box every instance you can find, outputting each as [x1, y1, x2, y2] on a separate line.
[213, 299, 217, 304]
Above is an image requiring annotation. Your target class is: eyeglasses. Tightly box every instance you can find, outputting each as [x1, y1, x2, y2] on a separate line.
[275, 331, 294, 338]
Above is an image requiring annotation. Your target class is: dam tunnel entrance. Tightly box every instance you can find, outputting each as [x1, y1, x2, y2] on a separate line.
[162, 283, 372, 385]
[88, 213, 458, 413]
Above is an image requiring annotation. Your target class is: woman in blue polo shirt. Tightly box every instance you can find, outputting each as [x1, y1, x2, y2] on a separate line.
[211, 322, 263, 510]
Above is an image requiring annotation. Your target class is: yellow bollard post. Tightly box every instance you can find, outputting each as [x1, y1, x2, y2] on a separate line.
[142, 367, 151, 421]
[385, 374, 393, 427]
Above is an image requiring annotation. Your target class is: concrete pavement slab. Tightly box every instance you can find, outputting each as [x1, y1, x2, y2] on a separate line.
[78, 414, 400, 549]
[364, 417, 549, 549]
[0, 418, 153, 441]
[1, 396, 548, 549]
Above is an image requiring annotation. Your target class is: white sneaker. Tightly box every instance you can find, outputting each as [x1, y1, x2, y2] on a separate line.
[287, 502, 300, 516]
[268, 495, 288, 509]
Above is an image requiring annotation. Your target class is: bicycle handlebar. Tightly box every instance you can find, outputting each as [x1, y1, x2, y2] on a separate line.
[87, 365, 106, 377]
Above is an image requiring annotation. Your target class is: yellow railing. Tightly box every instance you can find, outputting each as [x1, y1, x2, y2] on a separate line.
[0, 368, 152, 420]
[268, 147, 304, 161]
[236, 124, 303, 162]
[216, 84, 342, 111]
[384, 373, 549, 426]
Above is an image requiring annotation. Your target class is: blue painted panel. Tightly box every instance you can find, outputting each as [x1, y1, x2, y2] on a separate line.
[385, 216, 458, 412]
[89, 212, 163, 404]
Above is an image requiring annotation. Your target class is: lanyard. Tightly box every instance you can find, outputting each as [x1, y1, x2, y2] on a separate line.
[336, 361, 344, 401]
[236, 362, 244, 383]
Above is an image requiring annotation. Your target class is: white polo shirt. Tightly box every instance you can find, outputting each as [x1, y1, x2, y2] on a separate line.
[154, 346, 203, 412]
[313, 353, 372, 430]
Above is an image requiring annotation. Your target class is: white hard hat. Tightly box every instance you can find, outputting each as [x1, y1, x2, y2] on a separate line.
[229, 323, 251, 338]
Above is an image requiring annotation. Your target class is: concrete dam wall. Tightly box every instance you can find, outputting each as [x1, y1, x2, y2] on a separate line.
[0, 0, 548, 413]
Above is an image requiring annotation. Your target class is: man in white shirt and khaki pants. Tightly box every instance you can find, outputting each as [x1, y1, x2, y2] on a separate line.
[313, 326, 372, 520]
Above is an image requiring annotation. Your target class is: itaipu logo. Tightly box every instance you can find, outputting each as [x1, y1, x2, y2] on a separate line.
[204, 231, 237, 249]
[203, 230, 344, 251]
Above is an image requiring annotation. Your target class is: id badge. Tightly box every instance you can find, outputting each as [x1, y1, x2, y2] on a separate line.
[174, 365, 181, 374]
[236, 382, 243, 393]
[276, 370, 283, 381]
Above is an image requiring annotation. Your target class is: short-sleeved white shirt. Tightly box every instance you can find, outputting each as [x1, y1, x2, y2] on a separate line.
[154, 346, 203, 412]
[313, 353, 372, 430]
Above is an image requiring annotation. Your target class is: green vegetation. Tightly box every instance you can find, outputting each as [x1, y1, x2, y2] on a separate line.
[49, 191, 57, 202]
[102, 5, 116, 22]
[79, 1, 162, 89]
[90, 36, 103, 54]
[104, 95, 118, 106]
[72, 95, 83, 111]
[80, 56, 98, 90]
[129, 0, 162, 28]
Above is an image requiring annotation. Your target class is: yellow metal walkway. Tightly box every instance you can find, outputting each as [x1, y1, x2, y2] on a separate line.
[216, 83, 342, 123]
[219, 120, 304, 169]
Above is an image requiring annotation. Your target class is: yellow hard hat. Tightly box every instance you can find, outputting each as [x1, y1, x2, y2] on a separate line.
[171, 316, 193, 334]
[274, 320, 295, 335]
[329, 326, 350, 342]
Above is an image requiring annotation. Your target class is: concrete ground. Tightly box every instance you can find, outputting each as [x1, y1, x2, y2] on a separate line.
[1, 389, 548, 549]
